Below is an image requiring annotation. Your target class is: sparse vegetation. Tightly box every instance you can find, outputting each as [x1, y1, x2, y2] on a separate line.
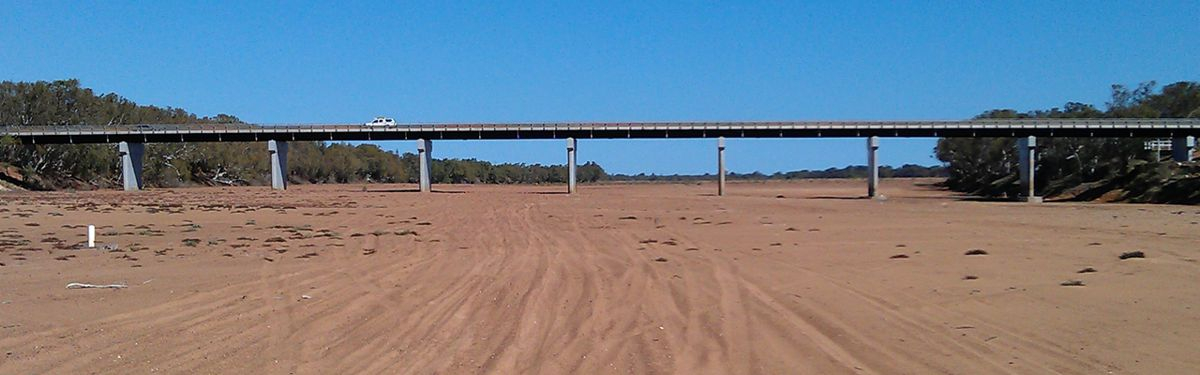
[608, 165, 946, 181]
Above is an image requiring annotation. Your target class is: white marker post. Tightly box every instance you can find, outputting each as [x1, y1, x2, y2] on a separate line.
[87, 225, 95, 248]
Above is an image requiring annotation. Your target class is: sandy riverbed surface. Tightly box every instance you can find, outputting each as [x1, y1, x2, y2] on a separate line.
[0, 179, 1197, 374]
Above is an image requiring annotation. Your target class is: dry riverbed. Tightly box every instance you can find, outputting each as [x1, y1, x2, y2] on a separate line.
[0, 179, 1197, 374]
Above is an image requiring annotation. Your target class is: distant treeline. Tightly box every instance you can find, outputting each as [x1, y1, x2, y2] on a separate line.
[608, 164, 945, 181]
[0, 79, 608, 190]
[290, 143, 610, 185]
[935, 81, 1200, 203]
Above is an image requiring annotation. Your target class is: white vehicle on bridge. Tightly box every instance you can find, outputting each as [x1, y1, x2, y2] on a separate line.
[365, 117, 396, 126]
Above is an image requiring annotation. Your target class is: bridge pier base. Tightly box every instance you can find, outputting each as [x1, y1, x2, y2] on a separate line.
[717, 137, 726, 196]
[1017, 136, 1041, 203]
[268, 140, 288, 190]
[418, 139, 432, 193]
[119, 141, 144, 191]
[567, 138, 577, 194]
[867, 136, 879, 198]
[1172, 136, 1195, 162]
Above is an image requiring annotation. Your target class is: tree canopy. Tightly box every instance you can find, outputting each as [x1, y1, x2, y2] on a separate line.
[936, 81, 1200, 203]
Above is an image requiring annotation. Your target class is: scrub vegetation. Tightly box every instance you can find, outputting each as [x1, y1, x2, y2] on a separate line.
[936, 81, 1200, 203]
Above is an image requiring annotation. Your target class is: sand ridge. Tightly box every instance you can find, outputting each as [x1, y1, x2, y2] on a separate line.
[0, 179, 1197, 374]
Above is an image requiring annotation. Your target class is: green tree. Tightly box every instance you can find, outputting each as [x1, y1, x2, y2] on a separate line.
[936, 81, 1200, 201]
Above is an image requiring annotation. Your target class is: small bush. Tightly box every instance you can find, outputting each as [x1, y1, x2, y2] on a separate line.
[1118, 251, 1145, 260]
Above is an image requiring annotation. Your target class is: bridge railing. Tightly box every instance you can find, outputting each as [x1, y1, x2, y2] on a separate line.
[3, 119, 1200, 136]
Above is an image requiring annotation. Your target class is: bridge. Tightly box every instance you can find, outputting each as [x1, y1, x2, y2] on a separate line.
[4, 119, 1199, 201]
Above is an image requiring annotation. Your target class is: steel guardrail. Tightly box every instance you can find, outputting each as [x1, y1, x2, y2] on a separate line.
[2, 119, 1199, 144]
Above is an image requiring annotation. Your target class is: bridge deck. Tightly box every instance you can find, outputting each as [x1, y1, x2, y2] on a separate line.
[4, 119, 1200, 144]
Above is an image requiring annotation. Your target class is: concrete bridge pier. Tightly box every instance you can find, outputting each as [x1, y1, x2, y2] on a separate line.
[118, 141, 144, 191]
[418, 139, 432, 193]
[567, 138, 577, 194]
[1172, 136, 1195, 162]
[717, 137, 726, 196]
[1017, 136, 1041, 203]
[268, 140, 288, 190]
[867, 136, 879, 198]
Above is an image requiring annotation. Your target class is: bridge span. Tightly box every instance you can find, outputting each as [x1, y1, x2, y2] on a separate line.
[3, 119, 1198, 201]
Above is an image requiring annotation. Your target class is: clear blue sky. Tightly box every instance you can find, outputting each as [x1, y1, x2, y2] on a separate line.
[1, 1, 1196, 174]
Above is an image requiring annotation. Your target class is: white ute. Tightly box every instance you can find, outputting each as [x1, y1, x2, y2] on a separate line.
[366, 117, 396, 126]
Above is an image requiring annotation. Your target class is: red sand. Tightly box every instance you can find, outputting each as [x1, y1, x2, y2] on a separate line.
[1, 179, 1197, 374]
